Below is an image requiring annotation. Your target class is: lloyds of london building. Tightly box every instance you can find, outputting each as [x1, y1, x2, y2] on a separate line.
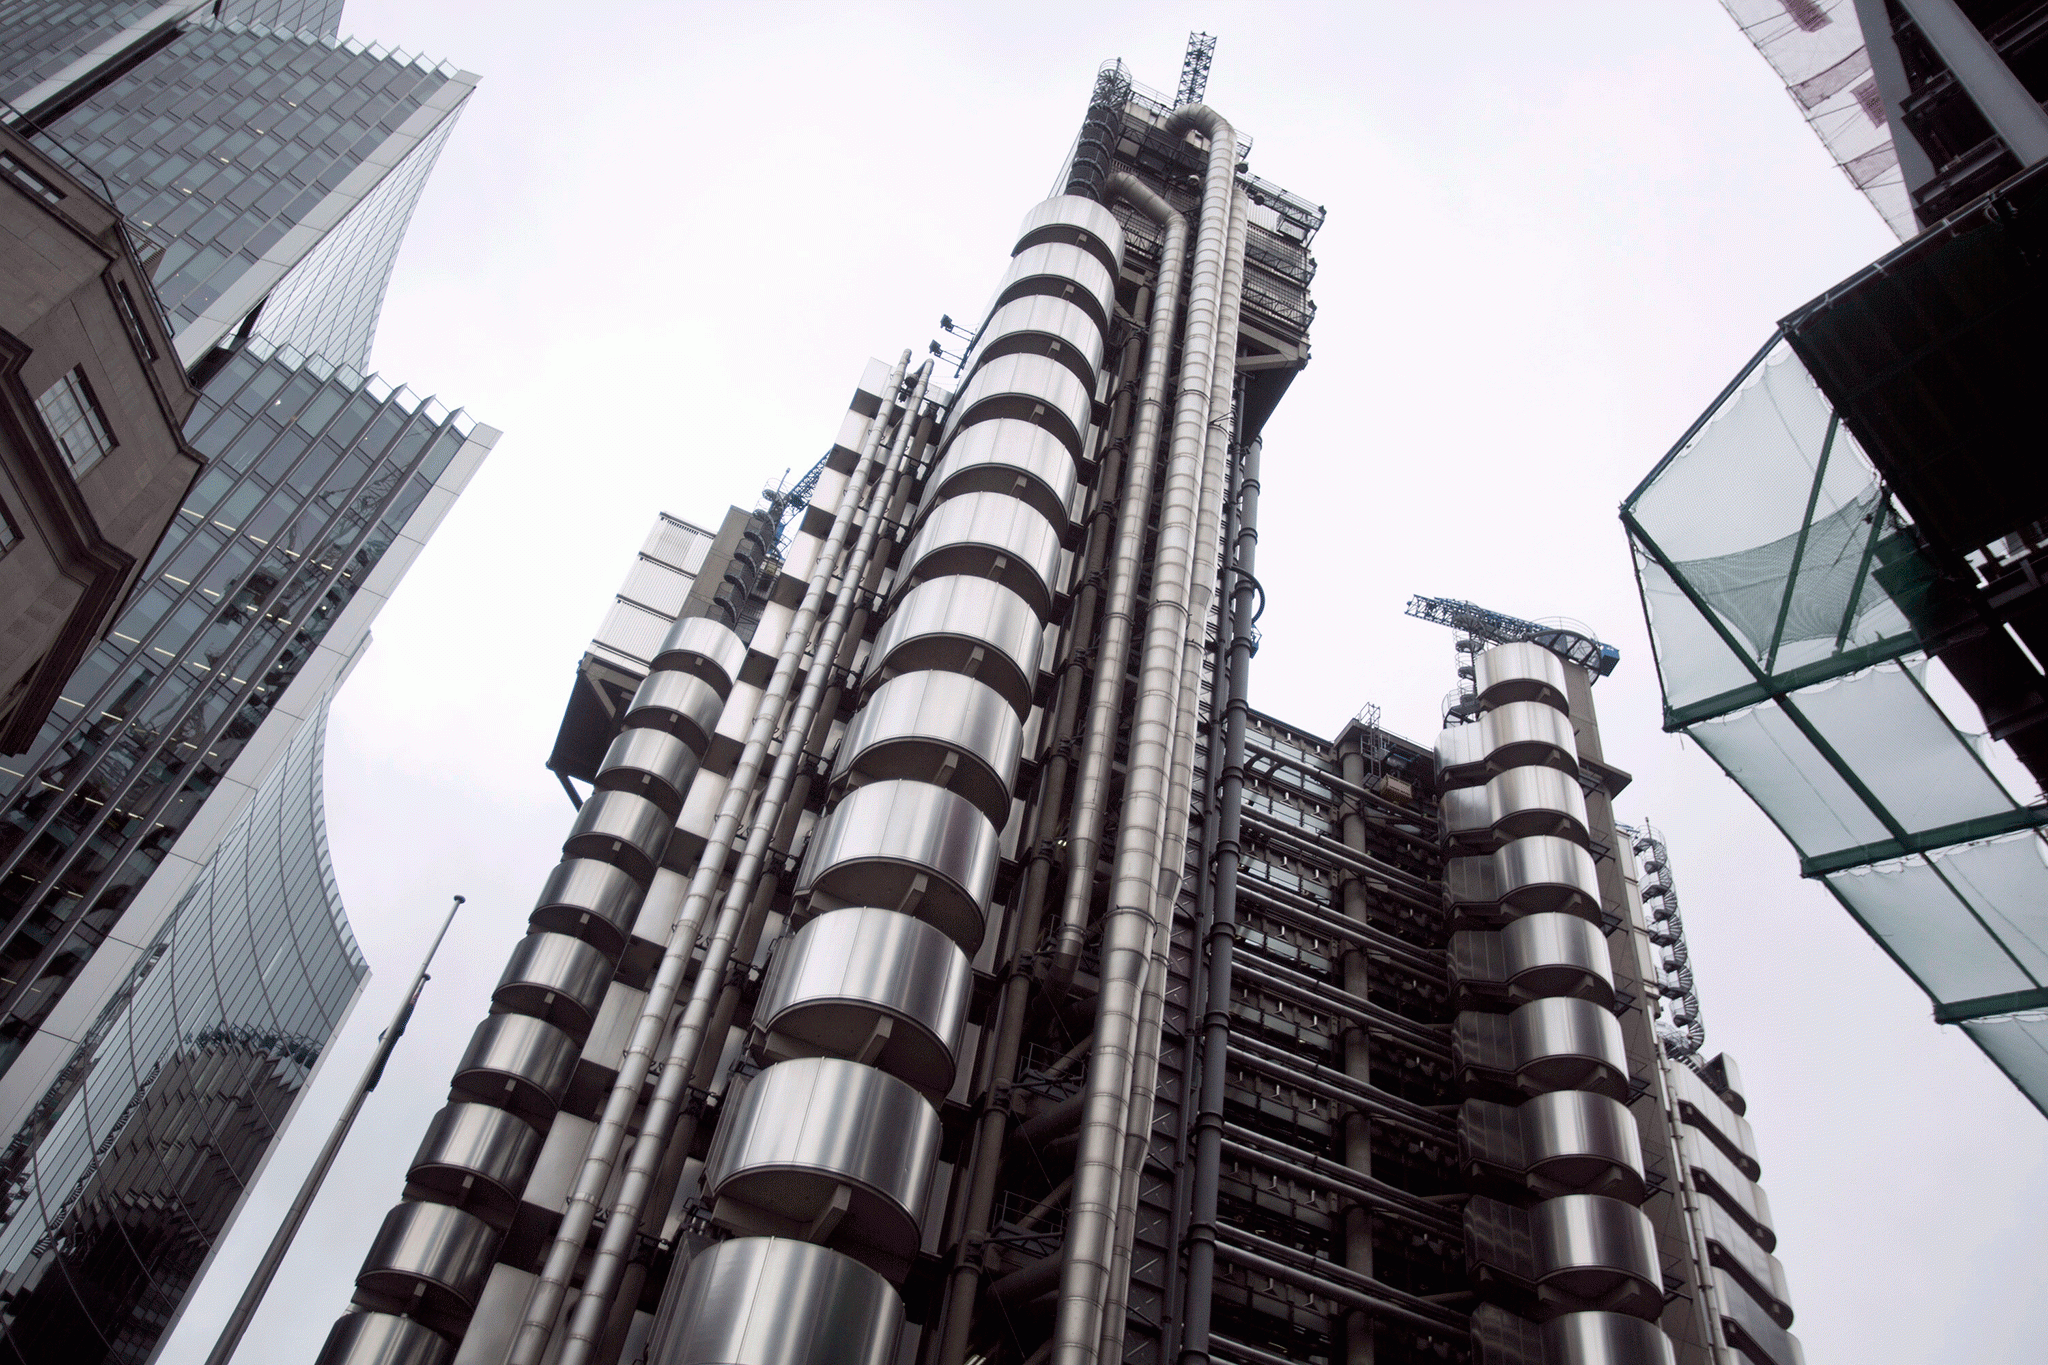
[320, 54, 1801, 1365]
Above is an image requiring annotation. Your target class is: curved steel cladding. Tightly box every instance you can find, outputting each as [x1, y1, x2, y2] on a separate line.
[1442, 642, 1676, 1353]
[321, 618, 742, 1361]
[659, 195, 1119, 1356]
[527, 364, 930, 1365]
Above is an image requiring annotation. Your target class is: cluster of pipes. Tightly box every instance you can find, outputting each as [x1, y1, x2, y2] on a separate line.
[1436, 643, 1679, 1362]
[314, 101, 1264, 1365]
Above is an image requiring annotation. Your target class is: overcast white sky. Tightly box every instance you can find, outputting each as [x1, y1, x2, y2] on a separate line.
[154, 4, 2047, 1362]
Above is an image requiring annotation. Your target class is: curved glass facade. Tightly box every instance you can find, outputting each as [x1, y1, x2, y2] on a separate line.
[0, 693, 364, 1363]
[0, 339, 480, 1079]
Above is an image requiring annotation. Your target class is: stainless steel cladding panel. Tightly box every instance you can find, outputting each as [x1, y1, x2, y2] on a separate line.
[924, 416, 1080, 531]
[595, 726, 702, 816]
[1531, 1195, 1662, 1315]
[1686, 1129, 1777, 1249]
[449, 1013, 580, 1125]
[314, 1311, 455, 1365]
[703, 1057, 941, 1266]
[1665, 1061, 1762, 1177]
[833, 670, 1023, 828]
[755, 907, 972, 1095]
[941, 353, 1094, 461]
[867, 577, 1044, 719]
[1698, 1201, 1794, 1325]
[529, 857, 647, 958]
[1542, 1311, 1677, 1365]
[994, 242, 1117, 339]
[493, 931, 617, 1040]
[1440, 787, 1490, 840]
[1436, 723, 1488, 782]
[969, 296, 1107, 390]
[796, 780, 999, 954]
[407, 1102, 545, 1225]
[1713, 1269, 1804, 1365]
[1482, 701, 1581, 774]
[1509, 998, 1629, 1101]
[1437, 703, 1581, 785]
[1013, 195, 1126, 272]
[1474, 641, 1572, 712]
[1494, 836, 1603, 918]
[650, 616, 748, 700]
[1486, 767, 1591, 843]
[653, 1238, 900, 1365]
[895, 491, 1065, 623]
[1501, 912, 1615, 1004]
[562, 789, 673, 884]
[355, 1201, 499, 1320]
[1519, 1090, 1645, 1200]
[625, 669, 728, 755]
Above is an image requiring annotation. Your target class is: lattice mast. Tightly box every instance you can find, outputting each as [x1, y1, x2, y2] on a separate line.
[1176, 31, 1216, 106]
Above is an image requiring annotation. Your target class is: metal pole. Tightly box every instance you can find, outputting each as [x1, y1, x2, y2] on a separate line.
[202, 894, 466, 1365]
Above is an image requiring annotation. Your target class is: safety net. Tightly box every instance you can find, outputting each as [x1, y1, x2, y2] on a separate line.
[1624, 335, 2048, 1114]
[1717, 0, 1914, 238]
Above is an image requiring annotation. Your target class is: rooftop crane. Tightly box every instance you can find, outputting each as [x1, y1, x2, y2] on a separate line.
[1176, 32, 1217, 106]
[1404, 594, 1621, 679]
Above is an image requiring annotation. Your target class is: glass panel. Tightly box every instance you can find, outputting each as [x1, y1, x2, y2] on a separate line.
[1795, 661, 2020, 835]
[1959, 1013, 2048, 1117]
[1823, 832, 2048, 1008]
[1689, 698, 1891, 856]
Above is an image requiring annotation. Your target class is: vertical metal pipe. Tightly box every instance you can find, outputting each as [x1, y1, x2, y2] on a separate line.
[556, 371, 936, 1365]
[1051, 175, 1188, 976]
[1335, 737, 1376, 1365]
[1177, 434, 1260, 1365]
[1053, 107, 1237, 1365]
[1159, 488, 1238, 1365]
[507, 354, 913, 1365]
[1096, 186, 1249, 1365]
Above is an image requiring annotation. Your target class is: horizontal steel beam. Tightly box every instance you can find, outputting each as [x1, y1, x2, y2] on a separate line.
[1798, 807, 2048, 876]
[1933, 986, 2048, 1024]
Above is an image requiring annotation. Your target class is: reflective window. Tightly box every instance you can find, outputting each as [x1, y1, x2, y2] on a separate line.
[0, 341, 469, 1081]
[33, 368, 115, 475]
[0, 696, 365, 1361]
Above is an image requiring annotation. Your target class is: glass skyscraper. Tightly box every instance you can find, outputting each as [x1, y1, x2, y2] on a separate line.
[0, 338, 489, 1085]
[0, 690, 364, 1363]
[0, 4, 491, 1355]
[1, 0, 471, 371]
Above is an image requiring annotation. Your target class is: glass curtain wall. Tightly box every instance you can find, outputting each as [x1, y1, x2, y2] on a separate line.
[28, 16, 458, 341]
[0, 339, 473, 1078]
[0, 690, 364, 1365]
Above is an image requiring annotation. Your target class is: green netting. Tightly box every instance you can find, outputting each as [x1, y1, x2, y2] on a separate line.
[1630, 542, 1761, 714]
[1961, 1013, 2048, 1117]
[1631, 340, 1841, 564]
[1626, 330, 2048, 1119]
[1675, 487, 1881, 661]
